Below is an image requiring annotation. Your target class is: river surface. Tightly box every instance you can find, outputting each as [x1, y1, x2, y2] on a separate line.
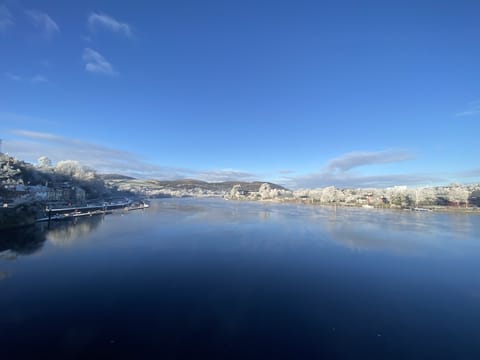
[1, 198, 480, 359]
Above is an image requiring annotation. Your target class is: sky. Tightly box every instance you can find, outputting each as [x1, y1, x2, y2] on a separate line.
[1, 0, 479, 188]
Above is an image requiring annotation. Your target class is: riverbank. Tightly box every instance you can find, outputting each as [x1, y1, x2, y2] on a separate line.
[231, 197, 480, 214]
[0, 202, 44, 230]
[0, 200, 150, 230]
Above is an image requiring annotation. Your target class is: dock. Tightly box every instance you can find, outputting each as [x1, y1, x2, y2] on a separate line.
[36, 201, 149, 223]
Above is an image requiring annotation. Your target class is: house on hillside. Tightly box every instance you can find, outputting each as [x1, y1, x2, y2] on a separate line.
[46, 183, 86, 204]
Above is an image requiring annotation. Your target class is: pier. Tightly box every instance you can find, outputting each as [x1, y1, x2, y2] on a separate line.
[36, 201, 148, 223]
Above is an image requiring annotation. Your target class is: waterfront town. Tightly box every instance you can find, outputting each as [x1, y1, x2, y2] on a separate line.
[1, 152, 479, 229]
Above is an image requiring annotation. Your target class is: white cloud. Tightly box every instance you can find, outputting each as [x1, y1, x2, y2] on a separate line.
[7, 129, 172, 176]
[26, 9, 59, 38]
[87, 12, 133, 38]
[284, 149, 432, 188]
[326, 150, 414, 172]
[278, 169, 296, 174]
[4, 129, 259, 182]
[4, 129, 477, 187]
[456, 100, 480, 117]
[5, 72, 49, 84]
[12, 129, 61, 141]
[289, 171, 444, 189]
[282, 148, 477, 188]
[0, 5, 14, 32]
[194, 169, 258, 182]
[82, 48, 116, 76]
[458, 168, 480, 178]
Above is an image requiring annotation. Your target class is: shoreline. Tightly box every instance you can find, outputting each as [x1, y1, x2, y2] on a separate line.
[221, 197, 480, 214]
[2, 196, 479, 231]
[0, 200, 150, 230]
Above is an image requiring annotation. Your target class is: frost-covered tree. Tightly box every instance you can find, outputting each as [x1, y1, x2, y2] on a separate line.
[258, 183, 275, 199]
[229, 184, 242, 199]
[55, 160, 96, 181]
[414, 187, 437, 206]
[385, 186, 413, 207]
[343, 189, 358, 204]
[37, 156, 52, 168]
[447, 186, 470, 207]
[321, 186, 337, 203]
[307, 189, 322, 201]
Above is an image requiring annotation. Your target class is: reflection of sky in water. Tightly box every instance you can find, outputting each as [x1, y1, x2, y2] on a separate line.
[28, 199, 478, 256]
[1, 198, 480, 358]
[45, 216, 104, 247]
[144, 199, 480, 256]
[1, 199, 479, 258]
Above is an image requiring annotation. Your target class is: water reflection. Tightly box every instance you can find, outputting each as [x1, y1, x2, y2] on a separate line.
[0, 226, 46, 256]
[1, 199, 479, 259]
[141, 199, 480, 257]
[1, 199, 480, 358]
[0, 216, 103, 258]
[46, 216, 103, 247]
[0, 270, 10, 280]
[320, 208, 480, 254]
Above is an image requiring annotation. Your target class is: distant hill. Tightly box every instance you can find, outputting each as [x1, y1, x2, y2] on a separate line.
[103, 177, 289, 198]
[1, 154, 289, 201]
[143, 179, 287, 191]
[99, 174, 136, 181]
[2, 154, 479, 209]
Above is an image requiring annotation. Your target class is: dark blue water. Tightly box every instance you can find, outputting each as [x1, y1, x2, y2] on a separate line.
[1, 198, 480, 359]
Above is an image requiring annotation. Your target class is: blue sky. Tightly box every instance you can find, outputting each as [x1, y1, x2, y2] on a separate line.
[1, 0, 479, 188]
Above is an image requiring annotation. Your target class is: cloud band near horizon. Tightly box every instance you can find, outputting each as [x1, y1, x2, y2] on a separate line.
[3, 128, 479, 189]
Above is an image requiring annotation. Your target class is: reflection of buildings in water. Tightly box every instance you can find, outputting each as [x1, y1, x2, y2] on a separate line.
[0, 215, 104, 258]
[321, 209, 479, 254]
[0, 226, 47, 256]
[46, 216, 103, 247]
[447, 214, 474, 240]
[260, 210, 271, 221]
[0, 270, 11, 280]
[311, 209, 421, 254]
[326, 225, 420, 255]
[0, 250, 18, 260]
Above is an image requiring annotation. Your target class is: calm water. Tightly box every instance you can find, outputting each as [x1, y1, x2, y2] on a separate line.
[1, 198, 480, 359]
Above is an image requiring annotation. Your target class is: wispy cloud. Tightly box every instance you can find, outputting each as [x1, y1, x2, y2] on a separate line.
[12, 129, 61, 141]
[194, 169, 258, 182]
[285, 149, 429, 188]
[326, 150, 414, 172]
[456, 100, 480, 117]
[3, 129, 477, 187]
[5, 72, 21, 81]
[4, 129, 259, 182]
[30, 74, 49, 83]
[25, 9, 59, 38]
[7, 129, 176, 177]
[278, 169, 296, 175]
[87, 12, 133, 38]
[457, 168, 480, 178]
[290, 171, 444, 189]
[0, 4, 14, 32]
[5, 72, 49, 84]
[82, 48, 116, 76]
[0, 112, 57, 126]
